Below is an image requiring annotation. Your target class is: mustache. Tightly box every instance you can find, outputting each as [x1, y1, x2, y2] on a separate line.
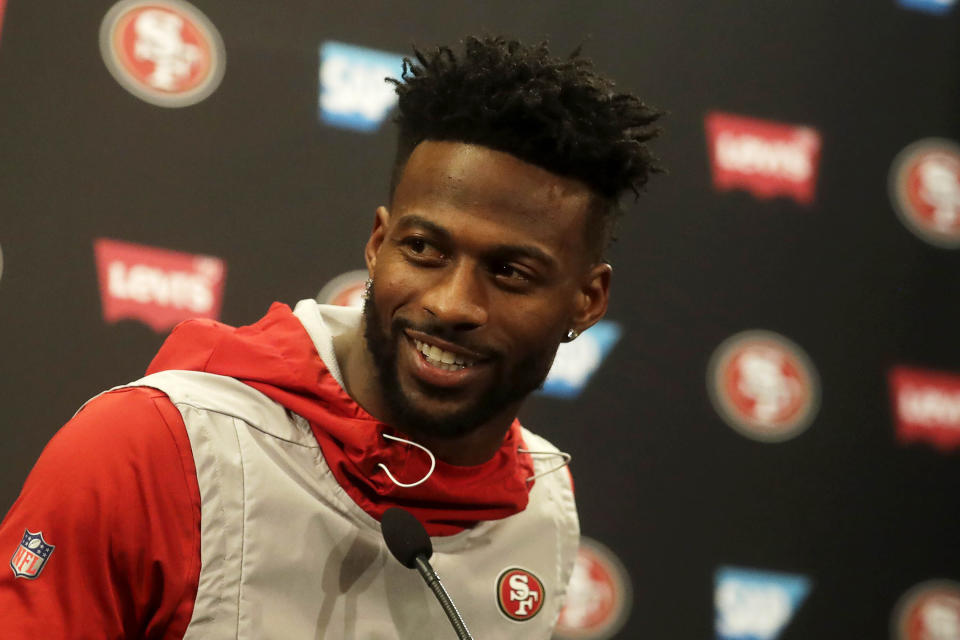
[391, 317, 499, 360]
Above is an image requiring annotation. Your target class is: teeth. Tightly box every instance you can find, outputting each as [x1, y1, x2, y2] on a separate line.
[414, 340, 475, 370]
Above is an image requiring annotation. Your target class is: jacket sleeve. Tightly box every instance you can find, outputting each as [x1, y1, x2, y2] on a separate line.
[0, 387, 201, 640]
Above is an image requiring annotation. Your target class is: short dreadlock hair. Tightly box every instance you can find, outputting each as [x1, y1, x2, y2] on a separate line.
[387, 35, 664, 258]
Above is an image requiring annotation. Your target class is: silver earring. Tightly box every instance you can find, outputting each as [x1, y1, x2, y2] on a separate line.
[566, 328, 580, 341]
[362, 278, 372, 301]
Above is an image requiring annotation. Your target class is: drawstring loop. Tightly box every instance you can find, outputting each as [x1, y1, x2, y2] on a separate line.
[377, 433, 437, 488]
[376, 437, 570, 487]
[518, 449, 572, 483]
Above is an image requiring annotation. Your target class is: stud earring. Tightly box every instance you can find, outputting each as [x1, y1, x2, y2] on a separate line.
[566, 328, 580, 341]
[362, 278, 373, 301]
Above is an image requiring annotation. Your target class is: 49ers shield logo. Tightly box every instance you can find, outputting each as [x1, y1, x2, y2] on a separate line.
[10, 530, 55, 579]
[889, 138, 960, 249]
[497, 567, 545, 621]
[708, 330, 820, 442]
[893, 580, 960, 639]
[99, 0, 226, 107]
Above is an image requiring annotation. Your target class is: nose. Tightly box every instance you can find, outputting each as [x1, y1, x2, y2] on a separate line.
[421, 261, 488, 330]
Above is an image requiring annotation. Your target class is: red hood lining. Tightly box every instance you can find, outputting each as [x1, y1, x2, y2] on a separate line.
[147, 302, 535, 536]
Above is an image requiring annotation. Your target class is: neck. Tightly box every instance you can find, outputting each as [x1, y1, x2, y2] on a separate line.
[338, 321, 518, 466]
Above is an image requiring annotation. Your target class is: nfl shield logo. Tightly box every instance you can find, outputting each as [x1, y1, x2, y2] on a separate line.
[9, 530, 55, 579]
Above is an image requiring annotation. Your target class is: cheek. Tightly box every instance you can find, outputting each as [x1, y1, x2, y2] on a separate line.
[374, 262, 422, 310]
[496, 296, 569, 346]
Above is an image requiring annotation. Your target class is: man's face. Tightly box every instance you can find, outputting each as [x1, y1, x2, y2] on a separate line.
[363, 141, 609, 439]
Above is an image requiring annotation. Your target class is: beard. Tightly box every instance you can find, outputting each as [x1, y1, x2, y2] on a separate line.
[362, 285, 558, 439]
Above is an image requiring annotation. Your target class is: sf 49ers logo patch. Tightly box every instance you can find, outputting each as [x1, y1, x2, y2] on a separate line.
[10, 530, 55, 579]
[497, 567, 545, 621]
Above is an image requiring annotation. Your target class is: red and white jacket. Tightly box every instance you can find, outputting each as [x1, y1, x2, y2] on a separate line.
[0, 301, 579, 639]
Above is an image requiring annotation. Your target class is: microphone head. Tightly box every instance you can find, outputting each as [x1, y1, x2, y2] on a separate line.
[381, 507, 433, 568]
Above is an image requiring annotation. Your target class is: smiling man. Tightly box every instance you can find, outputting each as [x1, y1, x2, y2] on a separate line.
[0, 36, 662, 639]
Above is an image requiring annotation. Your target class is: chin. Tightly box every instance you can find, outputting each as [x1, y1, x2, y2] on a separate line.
[392, 383, 490, 439]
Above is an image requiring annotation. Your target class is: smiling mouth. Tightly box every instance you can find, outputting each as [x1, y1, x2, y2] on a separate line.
[413, 339, 477, 371]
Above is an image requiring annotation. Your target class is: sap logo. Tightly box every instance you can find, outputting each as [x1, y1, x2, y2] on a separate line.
[319, 41, 405, 132]
[540, 321, 622, 398]
[897, 0, 957, 15]
[94, 238, 227, 332]
[715, 566, 811, 640]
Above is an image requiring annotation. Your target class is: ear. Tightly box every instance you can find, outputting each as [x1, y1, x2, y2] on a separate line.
[568, 262, 612, 338]
[364, 206, 391, 275]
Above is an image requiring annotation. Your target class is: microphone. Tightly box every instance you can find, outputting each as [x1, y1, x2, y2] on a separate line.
[381, 507, 475, 640]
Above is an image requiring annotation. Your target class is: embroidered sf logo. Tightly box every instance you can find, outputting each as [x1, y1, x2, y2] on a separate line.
[9, 530, 55, 579]
[497, 567, 545, 621]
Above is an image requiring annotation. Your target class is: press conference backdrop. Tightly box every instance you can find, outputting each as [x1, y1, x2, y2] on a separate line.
[1, 1, 959, 638]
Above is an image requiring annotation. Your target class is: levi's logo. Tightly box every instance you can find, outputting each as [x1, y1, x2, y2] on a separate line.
[94, 238, 227, 332]
[705, 112, 823, 205]
[889, 366, 960, 453]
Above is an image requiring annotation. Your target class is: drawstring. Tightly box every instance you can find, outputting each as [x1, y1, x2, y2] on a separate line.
[518, 449, 572, 483]
[376, 435, 571, 487]
[376, 433, 437, 488]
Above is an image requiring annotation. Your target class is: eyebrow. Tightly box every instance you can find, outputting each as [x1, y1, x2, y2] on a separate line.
[395, 214, 558, 270]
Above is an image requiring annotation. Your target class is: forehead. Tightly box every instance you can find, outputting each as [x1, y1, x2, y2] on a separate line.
[391, 141, 596, 255]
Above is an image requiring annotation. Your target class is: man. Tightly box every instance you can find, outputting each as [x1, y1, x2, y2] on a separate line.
[0, 36, 662, 638]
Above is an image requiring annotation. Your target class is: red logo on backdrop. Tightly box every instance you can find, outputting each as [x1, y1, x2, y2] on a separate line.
[893, 580, 960, 640]
[99, 0, 226, 107]
[708, 330, 820, 442]
[496, 567, 545, 621]
[315, 269, 368, 308]
[889, 366, 960, 453]
[889, 138, 960, 248]
[705, 112, 823, 205]
[555, 537, 632, 639]
[94, 238, 226, 332]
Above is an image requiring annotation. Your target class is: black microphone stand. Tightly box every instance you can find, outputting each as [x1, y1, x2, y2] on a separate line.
[412, 555, 474, 640]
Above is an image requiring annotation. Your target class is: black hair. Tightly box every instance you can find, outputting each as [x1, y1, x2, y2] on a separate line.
[387, 35, 664, 256]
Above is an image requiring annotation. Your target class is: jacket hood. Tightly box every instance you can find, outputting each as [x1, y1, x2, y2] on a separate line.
[146, 302, 535, 536]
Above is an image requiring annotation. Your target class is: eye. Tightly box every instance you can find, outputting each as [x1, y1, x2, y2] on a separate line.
[494, 263, 521, 278]
[399, 236, 445, 263]
[491, 262, 534, 287]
